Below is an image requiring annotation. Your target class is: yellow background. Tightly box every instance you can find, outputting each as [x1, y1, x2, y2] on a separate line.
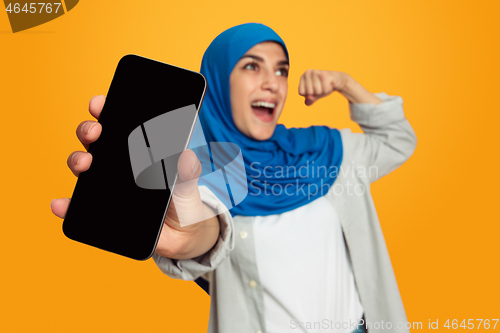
[1, 0, 499, 331]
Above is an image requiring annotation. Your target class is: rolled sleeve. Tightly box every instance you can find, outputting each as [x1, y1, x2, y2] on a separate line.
[152, 185, 235, 281]
[349, 92, 406, 128]
[341, 92, 417, 182]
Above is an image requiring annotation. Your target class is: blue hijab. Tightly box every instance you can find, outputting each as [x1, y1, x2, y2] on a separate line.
[188, 23, 343, 217]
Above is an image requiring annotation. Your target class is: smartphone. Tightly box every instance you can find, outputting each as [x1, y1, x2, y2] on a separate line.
[62, 54, 207, 260]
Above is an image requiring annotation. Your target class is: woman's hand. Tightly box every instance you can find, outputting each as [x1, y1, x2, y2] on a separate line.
[298, 70, 350, 106]
[299, 70, 383, 105]
[51, 95, 220, 260]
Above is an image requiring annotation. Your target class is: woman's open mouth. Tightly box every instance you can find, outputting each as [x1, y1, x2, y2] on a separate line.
[251, 101, 276, 122]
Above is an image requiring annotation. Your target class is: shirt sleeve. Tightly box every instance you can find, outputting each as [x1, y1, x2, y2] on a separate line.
[339, 92, 417, 183]
[152, 185, 235, 281]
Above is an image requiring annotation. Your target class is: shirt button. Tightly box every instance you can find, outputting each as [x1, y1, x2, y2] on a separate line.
[239, 231, 248, 239]
[249, 280, 257, 288]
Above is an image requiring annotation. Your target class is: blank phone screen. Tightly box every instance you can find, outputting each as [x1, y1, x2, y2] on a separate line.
[63, 54, 206, 260]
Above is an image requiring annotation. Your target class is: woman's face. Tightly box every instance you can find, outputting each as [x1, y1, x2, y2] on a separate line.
[229, 41, 289, 141]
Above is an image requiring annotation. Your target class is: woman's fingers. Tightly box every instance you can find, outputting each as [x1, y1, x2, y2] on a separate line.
[76, 121, 102, 151]
[304, 70, 314, 102]
[53, 96, 105, 219]
[51, 197, 71, 219]
[299, 70, 344, 106]
[67, 151, 93, 177]
[299, 70, 322, 105]
[312, 71, 324, 96]
[76, 95, 105, 150]
[298, 74, 305, 96]
[89, 95, 105, 120]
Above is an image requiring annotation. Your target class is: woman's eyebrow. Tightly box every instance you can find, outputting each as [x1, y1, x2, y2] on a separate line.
[240, 54, 289, 66]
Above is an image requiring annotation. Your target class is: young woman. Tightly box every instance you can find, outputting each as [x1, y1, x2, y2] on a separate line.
[52, 23, 417, 333]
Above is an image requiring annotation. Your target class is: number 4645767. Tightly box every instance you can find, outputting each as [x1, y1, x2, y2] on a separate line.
[444, 319, 499, 329]
[5, 3, 62, 14]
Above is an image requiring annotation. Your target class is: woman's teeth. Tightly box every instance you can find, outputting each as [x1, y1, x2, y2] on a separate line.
[251, 101, 276, 108]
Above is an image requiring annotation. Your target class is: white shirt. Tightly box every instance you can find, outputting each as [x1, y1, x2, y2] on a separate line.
[252, 196, 364, 333]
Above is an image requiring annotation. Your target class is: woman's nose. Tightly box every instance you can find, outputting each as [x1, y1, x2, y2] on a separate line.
[261, 70, 279, 92]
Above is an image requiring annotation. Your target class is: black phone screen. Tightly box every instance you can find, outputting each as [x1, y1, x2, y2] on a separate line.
[63, 54, 206, 260]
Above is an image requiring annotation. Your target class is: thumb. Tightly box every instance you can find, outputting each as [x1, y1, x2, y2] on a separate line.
[170, 149, 205, 227]
[305, 95, 316, 106]
[174, 149, 202, 198]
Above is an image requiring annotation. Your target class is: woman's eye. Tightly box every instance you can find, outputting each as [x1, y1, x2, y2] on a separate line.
[244, 63, 258, 70]
[276, 68, 289, 77]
